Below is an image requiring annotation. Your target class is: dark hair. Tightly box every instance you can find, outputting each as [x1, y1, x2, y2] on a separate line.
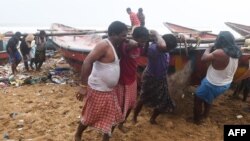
[126, 7, 131, 12]
[132, 26, 149, 39]
[108, 21, 128, 36]
[162, 34, 177, 51]
[138, 8, 143, 12]
[39, 30, 46, 36]
[215, 31, 241, 58]
[14, 32, 21, 37]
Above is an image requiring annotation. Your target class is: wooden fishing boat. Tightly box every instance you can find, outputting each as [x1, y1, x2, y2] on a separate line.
[51, 23, 249, 86]
[225, 22, 250, 37]
[0, 51, 8, 65]
[163, 22, 250, 85]
[0, 35, 10, 65]
[51, 23, 104, 72]
[163, 22, 217, 39]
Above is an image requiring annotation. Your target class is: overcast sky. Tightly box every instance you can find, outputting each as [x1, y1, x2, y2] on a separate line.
[1, 0, 249, 36]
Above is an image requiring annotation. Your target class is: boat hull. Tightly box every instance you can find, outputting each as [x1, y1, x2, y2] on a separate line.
[0, 38, 9, 65]
[60, 47, 88, 72]
[52, 23, 250, 85]
[0, 51, 8, 65]
[60, 46, 250, 85]
[136, 48, 250, 86]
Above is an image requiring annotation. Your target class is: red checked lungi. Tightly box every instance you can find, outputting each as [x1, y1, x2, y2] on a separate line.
[117, 81, 137, 119]
[81, 87, 123, 135]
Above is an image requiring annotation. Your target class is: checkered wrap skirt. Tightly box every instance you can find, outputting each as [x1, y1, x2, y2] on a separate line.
[117, 81, 137, 119]
[81, 87, 123, 135]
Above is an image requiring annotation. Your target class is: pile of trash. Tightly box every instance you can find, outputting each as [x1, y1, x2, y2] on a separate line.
[0, 65, 11, 87]
[0, 67, 75, 88]
[0, 50, 80, 88]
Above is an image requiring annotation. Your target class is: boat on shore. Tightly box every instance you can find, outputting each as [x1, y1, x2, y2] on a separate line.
[164, 22, 250, 84]
[225, 22, 250, 37]
[164, 22, 217, 39]
[51, 23, 250, 85]
[0, 51, 8, 65]
[51, 23, 104, 72]
[0, 35, 10, 65]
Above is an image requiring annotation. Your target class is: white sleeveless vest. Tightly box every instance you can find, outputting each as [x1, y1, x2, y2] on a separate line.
[88, 39, 120, 92]
[206, 57, 238, 86]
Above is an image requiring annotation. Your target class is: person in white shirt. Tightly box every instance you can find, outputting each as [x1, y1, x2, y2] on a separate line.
[74, 21, 128, 141]
[190, 31, 242, 124]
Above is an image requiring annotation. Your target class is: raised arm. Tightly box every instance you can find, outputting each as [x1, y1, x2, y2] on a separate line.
[201, 45, 214, 62]
[149, 30, 166, 51]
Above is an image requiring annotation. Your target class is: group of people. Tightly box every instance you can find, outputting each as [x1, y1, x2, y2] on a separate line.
[126, 7, 145, 31]
[74, 21, 178, 141]
[6, 30, 47, 74]
[73, 19, 244, 140]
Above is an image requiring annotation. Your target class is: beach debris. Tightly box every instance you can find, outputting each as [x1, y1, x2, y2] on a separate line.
[48, 67, 72, 84]
[181, 94, 185, 99]
[46, 50, 56, 57]
[3, 132, 9, 140]
[17, 119, 24, 128]
[51, 76, 65, 84]
[236, 115, 243, 119]
[0, 51, 75, 87]
[9, 112, 18, 118]
[0, 77, 9, 82]
[8, 75, 15, 81]
[0, 82, 7, 88]
[23, 76, 49, 84]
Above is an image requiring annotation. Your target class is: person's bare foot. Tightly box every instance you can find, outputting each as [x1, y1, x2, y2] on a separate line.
[186, 116, 203, 125]
[149, 118, 157, 125]
[74, 134, 81, 141]
[118, 124, 129, 133]
[132, 117, 138, 124]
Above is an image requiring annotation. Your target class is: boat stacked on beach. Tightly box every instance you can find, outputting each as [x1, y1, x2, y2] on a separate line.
[50, 23, 104, 72]
[50, 22, 250, 85]
[0, 33, 10, 65]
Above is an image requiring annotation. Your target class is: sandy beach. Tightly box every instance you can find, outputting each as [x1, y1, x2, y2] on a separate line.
[1, 51, 250, 141]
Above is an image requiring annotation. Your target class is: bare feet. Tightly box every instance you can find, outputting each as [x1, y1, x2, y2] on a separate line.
[74, 123, 87, 141]
[132, 117, 137, 124]
[118, 124, 129, 133]
[102, 134, 110, 141]
[149, 118, 157, 125]
[186, 116, 203, 125]
[74, 134, 81, 141]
